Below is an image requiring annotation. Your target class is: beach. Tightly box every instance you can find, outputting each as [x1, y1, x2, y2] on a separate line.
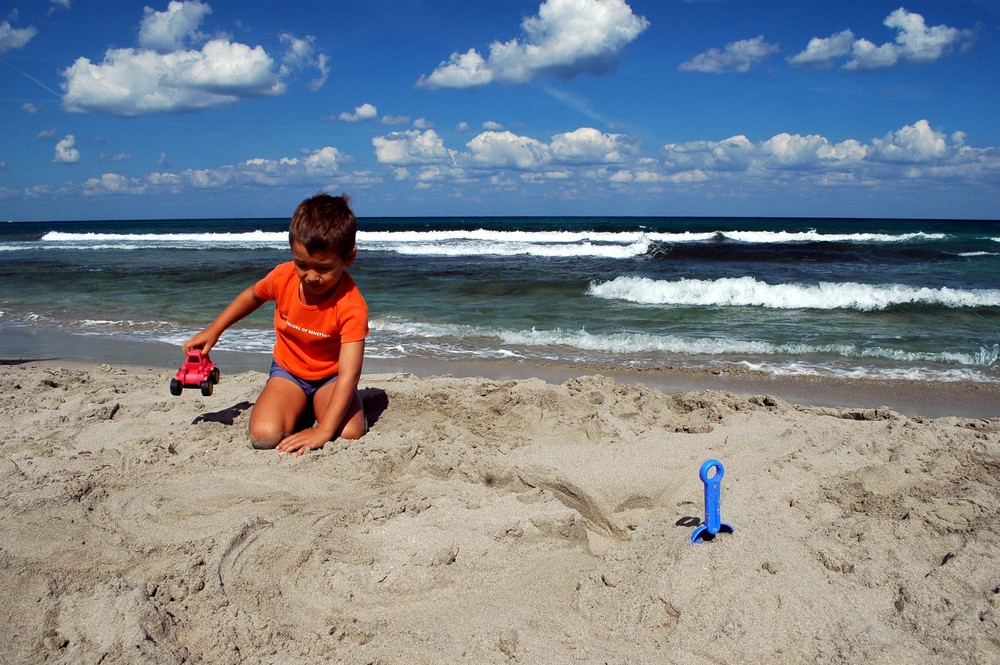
[1, 351, 998, 663]
[2, 213, 998, 662]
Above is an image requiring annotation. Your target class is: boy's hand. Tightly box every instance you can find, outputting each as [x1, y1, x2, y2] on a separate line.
[182, 330, 219, 356]
[276, 427, 333, 456]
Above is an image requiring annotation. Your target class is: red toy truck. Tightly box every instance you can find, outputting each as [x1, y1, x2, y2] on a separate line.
[170, 349, 221, 396]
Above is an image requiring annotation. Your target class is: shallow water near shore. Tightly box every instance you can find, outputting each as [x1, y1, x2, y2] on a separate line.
[1, 215, 998, 384]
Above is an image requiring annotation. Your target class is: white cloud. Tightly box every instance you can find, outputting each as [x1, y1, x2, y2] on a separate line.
[762, 133, 868, 168]
[882, 7, 972, 63]
[62, 39, 285, 116]
[846, 38, 900, 70]
[661, 135, 755, 172]
[373, 130, 455, 165]
[139, 0, 211, 53]
[59, 2, 325, 116]
[417, 0, 649, 89]
[662, 131, 871, 174]
[279, 32, 330, 91]
[679, 35, 779, 73]
[657, 120, 988, 187]
[467, 131, 549, 169]
[339, 103, 378, 122]
[53, 135, 81, 163]
[22, 102, 38, 113]
[790, 8, 975, 71]
[0, 20, 38, 55]
[380, 115, 410, 125]
[85, 145, 353, 196]
[419, 49, 492, 89]
[43, 120, 1000, 206]
[302, 146, 345, 173]
[482, 121, 504, 131]
[787, 29, 854, 68]
[870, 119, 948, 163]
[549, 127, 637, 164]
[83, 173, 147, 195]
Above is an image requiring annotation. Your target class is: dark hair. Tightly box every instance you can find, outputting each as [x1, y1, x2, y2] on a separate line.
[288, 193, 357, 260]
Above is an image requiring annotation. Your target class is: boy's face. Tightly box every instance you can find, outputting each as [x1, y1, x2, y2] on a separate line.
[290, 239, 356, 301]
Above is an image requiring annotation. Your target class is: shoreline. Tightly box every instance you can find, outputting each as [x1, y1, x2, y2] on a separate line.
[2, 325, 997, 418]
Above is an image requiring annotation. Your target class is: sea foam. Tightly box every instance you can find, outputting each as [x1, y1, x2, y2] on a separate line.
[588, 276, 1000, 311]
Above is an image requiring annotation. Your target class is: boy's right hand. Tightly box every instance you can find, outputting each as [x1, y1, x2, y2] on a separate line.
[182, 330, 219, 356]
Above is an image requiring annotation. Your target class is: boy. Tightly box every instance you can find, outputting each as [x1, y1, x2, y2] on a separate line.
[183, 193, 368, 456]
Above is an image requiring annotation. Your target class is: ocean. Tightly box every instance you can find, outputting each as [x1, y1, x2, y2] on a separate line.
[1, 216, 998, 384]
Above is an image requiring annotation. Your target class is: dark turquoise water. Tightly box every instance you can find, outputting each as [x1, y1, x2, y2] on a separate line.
[1, 216, 998, 382]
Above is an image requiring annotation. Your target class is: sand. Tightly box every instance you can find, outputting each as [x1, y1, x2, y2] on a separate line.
[1, 360, 998, 664]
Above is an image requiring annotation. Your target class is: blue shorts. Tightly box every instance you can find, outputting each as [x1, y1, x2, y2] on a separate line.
[268, 360, 338, 398]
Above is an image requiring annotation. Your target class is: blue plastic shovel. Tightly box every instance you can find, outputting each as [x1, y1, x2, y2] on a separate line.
[691, 459, 735, 544]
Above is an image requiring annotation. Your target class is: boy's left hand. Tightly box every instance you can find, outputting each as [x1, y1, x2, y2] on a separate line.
[275, 428, 332, 456]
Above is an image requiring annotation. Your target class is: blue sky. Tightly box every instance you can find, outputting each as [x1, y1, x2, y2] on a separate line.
[1, 0, 998, 221]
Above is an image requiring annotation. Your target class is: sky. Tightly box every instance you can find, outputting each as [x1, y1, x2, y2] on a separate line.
[1, 0, 999, 222]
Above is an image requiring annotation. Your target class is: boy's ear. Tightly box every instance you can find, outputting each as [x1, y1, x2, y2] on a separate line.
[345, 246, 358, 266]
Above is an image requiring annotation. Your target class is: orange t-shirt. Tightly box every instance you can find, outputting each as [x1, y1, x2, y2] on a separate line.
[254, 262, 368, 379]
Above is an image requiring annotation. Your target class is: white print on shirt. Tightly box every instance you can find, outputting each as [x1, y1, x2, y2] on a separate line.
[284, 319, 331, 339]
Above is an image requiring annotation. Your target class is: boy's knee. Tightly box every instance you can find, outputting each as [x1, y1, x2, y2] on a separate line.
[339, 416, 368, 441]
[248, 423, 283, 449]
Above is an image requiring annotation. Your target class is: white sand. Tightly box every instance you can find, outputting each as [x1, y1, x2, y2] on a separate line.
[1, 362, 998, 663]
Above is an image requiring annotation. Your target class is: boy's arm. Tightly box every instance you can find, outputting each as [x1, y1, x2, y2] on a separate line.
[183, 285, 266, 356]
[276, 339, 365, 456]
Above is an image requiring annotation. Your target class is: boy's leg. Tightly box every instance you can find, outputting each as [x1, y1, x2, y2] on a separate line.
[312, 381, 367, 440]
[248, 377, 309, 449]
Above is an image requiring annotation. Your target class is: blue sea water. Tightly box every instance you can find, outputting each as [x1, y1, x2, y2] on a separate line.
[1, 216, 998, 383]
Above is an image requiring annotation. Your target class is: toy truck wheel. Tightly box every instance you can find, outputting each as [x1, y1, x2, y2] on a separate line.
[211, 367, 221, 384]
[200, 380, 214, 397]
[170, 379, 183, 396]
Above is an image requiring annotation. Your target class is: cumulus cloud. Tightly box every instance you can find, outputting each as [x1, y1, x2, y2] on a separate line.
[416, 0, 649, 89]
[787, 29, 854, 68]
[789, 8, 975, 71]
[373, 126, 642, 178]
[0, 20, 38, 55]
[339, 103, 378, 122]
[138, 0, 211, 53]
[83, 173, 146, 195]
[679, 35, 779, 73]
[467, 131, 550, 169]
[549, 127, 638, 164]
[367, 120, 989, 191]
[662, 131, 870, 173]
[62, 40, 285, 116]
[658, 120, 990, 187]
[869, 119, 948, 163]
[373, 130, 455, 165]
[53, 135, 80, 163]
[60, 1, 324, 116]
